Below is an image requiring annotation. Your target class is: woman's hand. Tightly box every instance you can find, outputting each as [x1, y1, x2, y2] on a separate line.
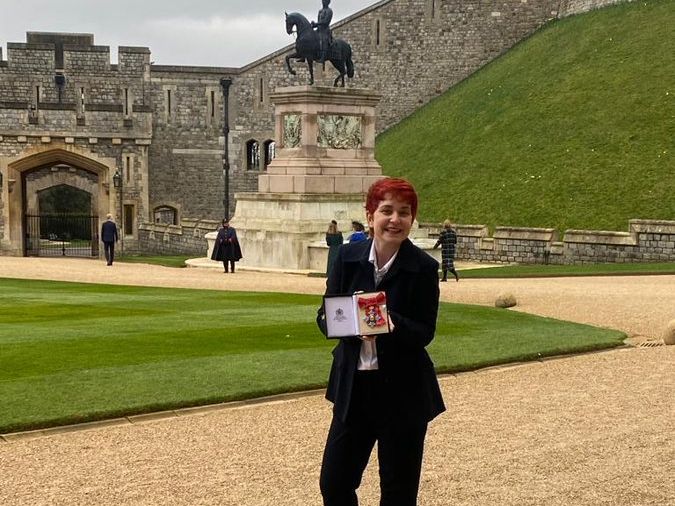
[359, 335, 377, 342]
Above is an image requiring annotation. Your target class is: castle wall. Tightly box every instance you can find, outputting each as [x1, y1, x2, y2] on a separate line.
[146, 66, 234, 223]
[0, 39, 154, 254]
[0, 0, 635, 258]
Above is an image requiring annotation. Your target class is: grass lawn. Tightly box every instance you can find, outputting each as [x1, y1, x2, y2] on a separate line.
[459, 261, 675, 278]
[0, 278, 625, 433]
[117, 255, 192, 268]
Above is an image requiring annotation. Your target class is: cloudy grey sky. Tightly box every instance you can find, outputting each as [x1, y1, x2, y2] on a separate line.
[0, 0, 377, 67]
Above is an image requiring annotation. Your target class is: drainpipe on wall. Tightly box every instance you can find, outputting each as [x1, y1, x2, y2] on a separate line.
[219, 78, 232, 220]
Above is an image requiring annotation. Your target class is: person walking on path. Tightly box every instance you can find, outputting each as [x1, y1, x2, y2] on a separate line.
[325, 220, 343, 277]
[434, 219, 459, 282]
[317, 177, 445, 506]
[100, 213, 119, 266]
[210, 219, 243, 273]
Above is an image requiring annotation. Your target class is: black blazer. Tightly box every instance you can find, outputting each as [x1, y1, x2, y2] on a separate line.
[100, 220, 118, 243]
[317, 238, 446, 424]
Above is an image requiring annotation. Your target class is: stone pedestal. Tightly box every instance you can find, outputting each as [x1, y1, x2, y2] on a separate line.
[230, 86, 385, 271]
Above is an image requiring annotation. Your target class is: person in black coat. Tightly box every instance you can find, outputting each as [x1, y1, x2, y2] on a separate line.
[316, 178, 445, 506]
[210, 219, 243, 273]
[100, 213, 119, 266]
[433, 219, 459, 282]
[325, 220, 344, 276]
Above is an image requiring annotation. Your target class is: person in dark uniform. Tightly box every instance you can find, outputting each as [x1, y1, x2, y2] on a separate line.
[100, 213, 119, 266]
[317, 178, 445, 506]
[210, 219, 243, 273]
[434, 219, 459, 282]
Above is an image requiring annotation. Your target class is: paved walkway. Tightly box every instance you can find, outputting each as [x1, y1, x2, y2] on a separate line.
[0, 257, 674, 505]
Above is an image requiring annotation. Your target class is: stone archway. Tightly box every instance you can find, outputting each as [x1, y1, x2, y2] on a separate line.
[0, 145, 117, 256]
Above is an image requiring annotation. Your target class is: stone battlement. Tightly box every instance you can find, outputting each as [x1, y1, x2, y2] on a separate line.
[1, 32, 149, 72]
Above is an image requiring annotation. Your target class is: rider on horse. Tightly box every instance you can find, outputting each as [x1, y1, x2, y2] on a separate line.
[311, 0, 333, 64]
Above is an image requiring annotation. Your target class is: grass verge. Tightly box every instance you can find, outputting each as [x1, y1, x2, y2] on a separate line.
[0, 278, 624, 433]
[117, 255, 192, 268]
[459, 262, 675, 278]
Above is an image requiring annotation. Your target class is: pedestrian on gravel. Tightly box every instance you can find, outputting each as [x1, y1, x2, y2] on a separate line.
[100, 213, 119, 266]
[316, 177, 445, 506]
[434, 219, 459, 282]
[210, 219, 242, 273]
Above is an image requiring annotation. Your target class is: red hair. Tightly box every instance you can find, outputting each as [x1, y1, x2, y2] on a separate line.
[365, 178, 418, 220]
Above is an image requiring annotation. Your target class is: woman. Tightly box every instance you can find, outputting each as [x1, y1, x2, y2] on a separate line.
[316, 178, 445, 506]
[210, 219, 242, 273]
[348, 221, 367, 243]
[325, 220, 343, 277]
[434, 219, 459, 282]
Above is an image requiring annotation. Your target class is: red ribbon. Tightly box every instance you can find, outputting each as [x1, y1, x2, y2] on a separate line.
[357, 292, 386, 308]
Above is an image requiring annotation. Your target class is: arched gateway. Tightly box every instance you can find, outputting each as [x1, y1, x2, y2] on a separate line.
[0, 146, 117, 257]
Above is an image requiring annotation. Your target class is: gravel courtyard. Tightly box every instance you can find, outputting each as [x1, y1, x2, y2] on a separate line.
[0, 257, 673, 505]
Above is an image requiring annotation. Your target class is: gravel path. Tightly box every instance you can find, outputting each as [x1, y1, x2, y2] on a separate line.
[1, 257, 674, 505]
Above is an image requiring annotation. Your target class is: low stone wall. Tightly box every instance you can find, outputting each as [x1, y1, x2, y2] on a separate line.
[138, 219, 220, 256]
[420, 219, 675, 265]
[139, 217, 674, 267]
[560, 0, 631, 17]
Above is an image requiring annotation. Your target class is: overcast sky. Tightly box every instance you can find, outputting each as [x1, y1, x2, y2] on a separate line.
[0, 0, 377, 67]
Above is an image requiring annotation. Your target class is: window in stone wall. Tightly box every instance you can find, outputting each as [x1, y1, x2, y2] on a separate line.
[246, 140, 260, 170]
[125, 155, 132, 183]
[154, 206, 178, 225]
[123, 88, 130, 116]
[206, 88, 219, 126]
[254, 76, 268, 110]
[428, 0, 437, 20]
[372, 18, 386, 49]
[123, 204, 134, 236]
[163, 86, 177, 123]
[79, 87, 86, 113]
[167, 89, 172, 119]
[263, 140, 276, 169]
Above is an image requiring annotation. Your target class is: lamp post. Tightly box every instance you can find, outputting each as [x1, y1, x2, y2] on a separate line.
[220, 77, 232, 219]
[112, 168, 124, 256]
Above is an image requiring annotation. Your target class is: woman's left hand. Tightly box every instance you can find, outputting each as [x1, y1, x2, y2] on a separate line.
[359, 335, 377, 342]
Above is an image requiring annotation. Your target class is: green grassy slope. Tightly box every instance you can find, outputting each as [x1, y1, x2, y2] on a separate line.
[376, 0, 674, 232]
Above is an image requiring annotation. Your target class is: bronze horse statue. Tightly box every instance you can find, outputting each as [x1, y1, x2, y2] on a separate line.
[285, 12, 354, 87]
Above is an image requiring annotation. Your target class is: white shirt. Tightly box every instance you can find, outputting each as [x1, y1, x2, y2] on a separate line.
[357, 241, 398, 370]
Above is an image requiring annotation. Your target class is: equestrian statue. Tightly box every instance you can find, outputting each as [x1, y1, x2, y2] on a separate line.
[285, 0, 354, 87]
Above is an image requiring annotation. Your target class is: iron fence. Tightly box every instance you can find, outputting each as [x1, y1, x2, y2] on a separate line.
[25, 214, 99, 257]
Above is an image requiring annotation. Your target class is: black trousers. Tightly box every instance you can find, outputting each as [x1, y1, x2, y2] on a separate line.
[222, 260, 235, 272]
[320, 371, 428, 506]
[103, 241, 115, 265]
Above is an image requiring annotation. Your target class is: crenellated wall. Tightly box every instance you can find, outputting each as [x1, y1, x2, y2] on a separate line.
[0, 0, 641, 259]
